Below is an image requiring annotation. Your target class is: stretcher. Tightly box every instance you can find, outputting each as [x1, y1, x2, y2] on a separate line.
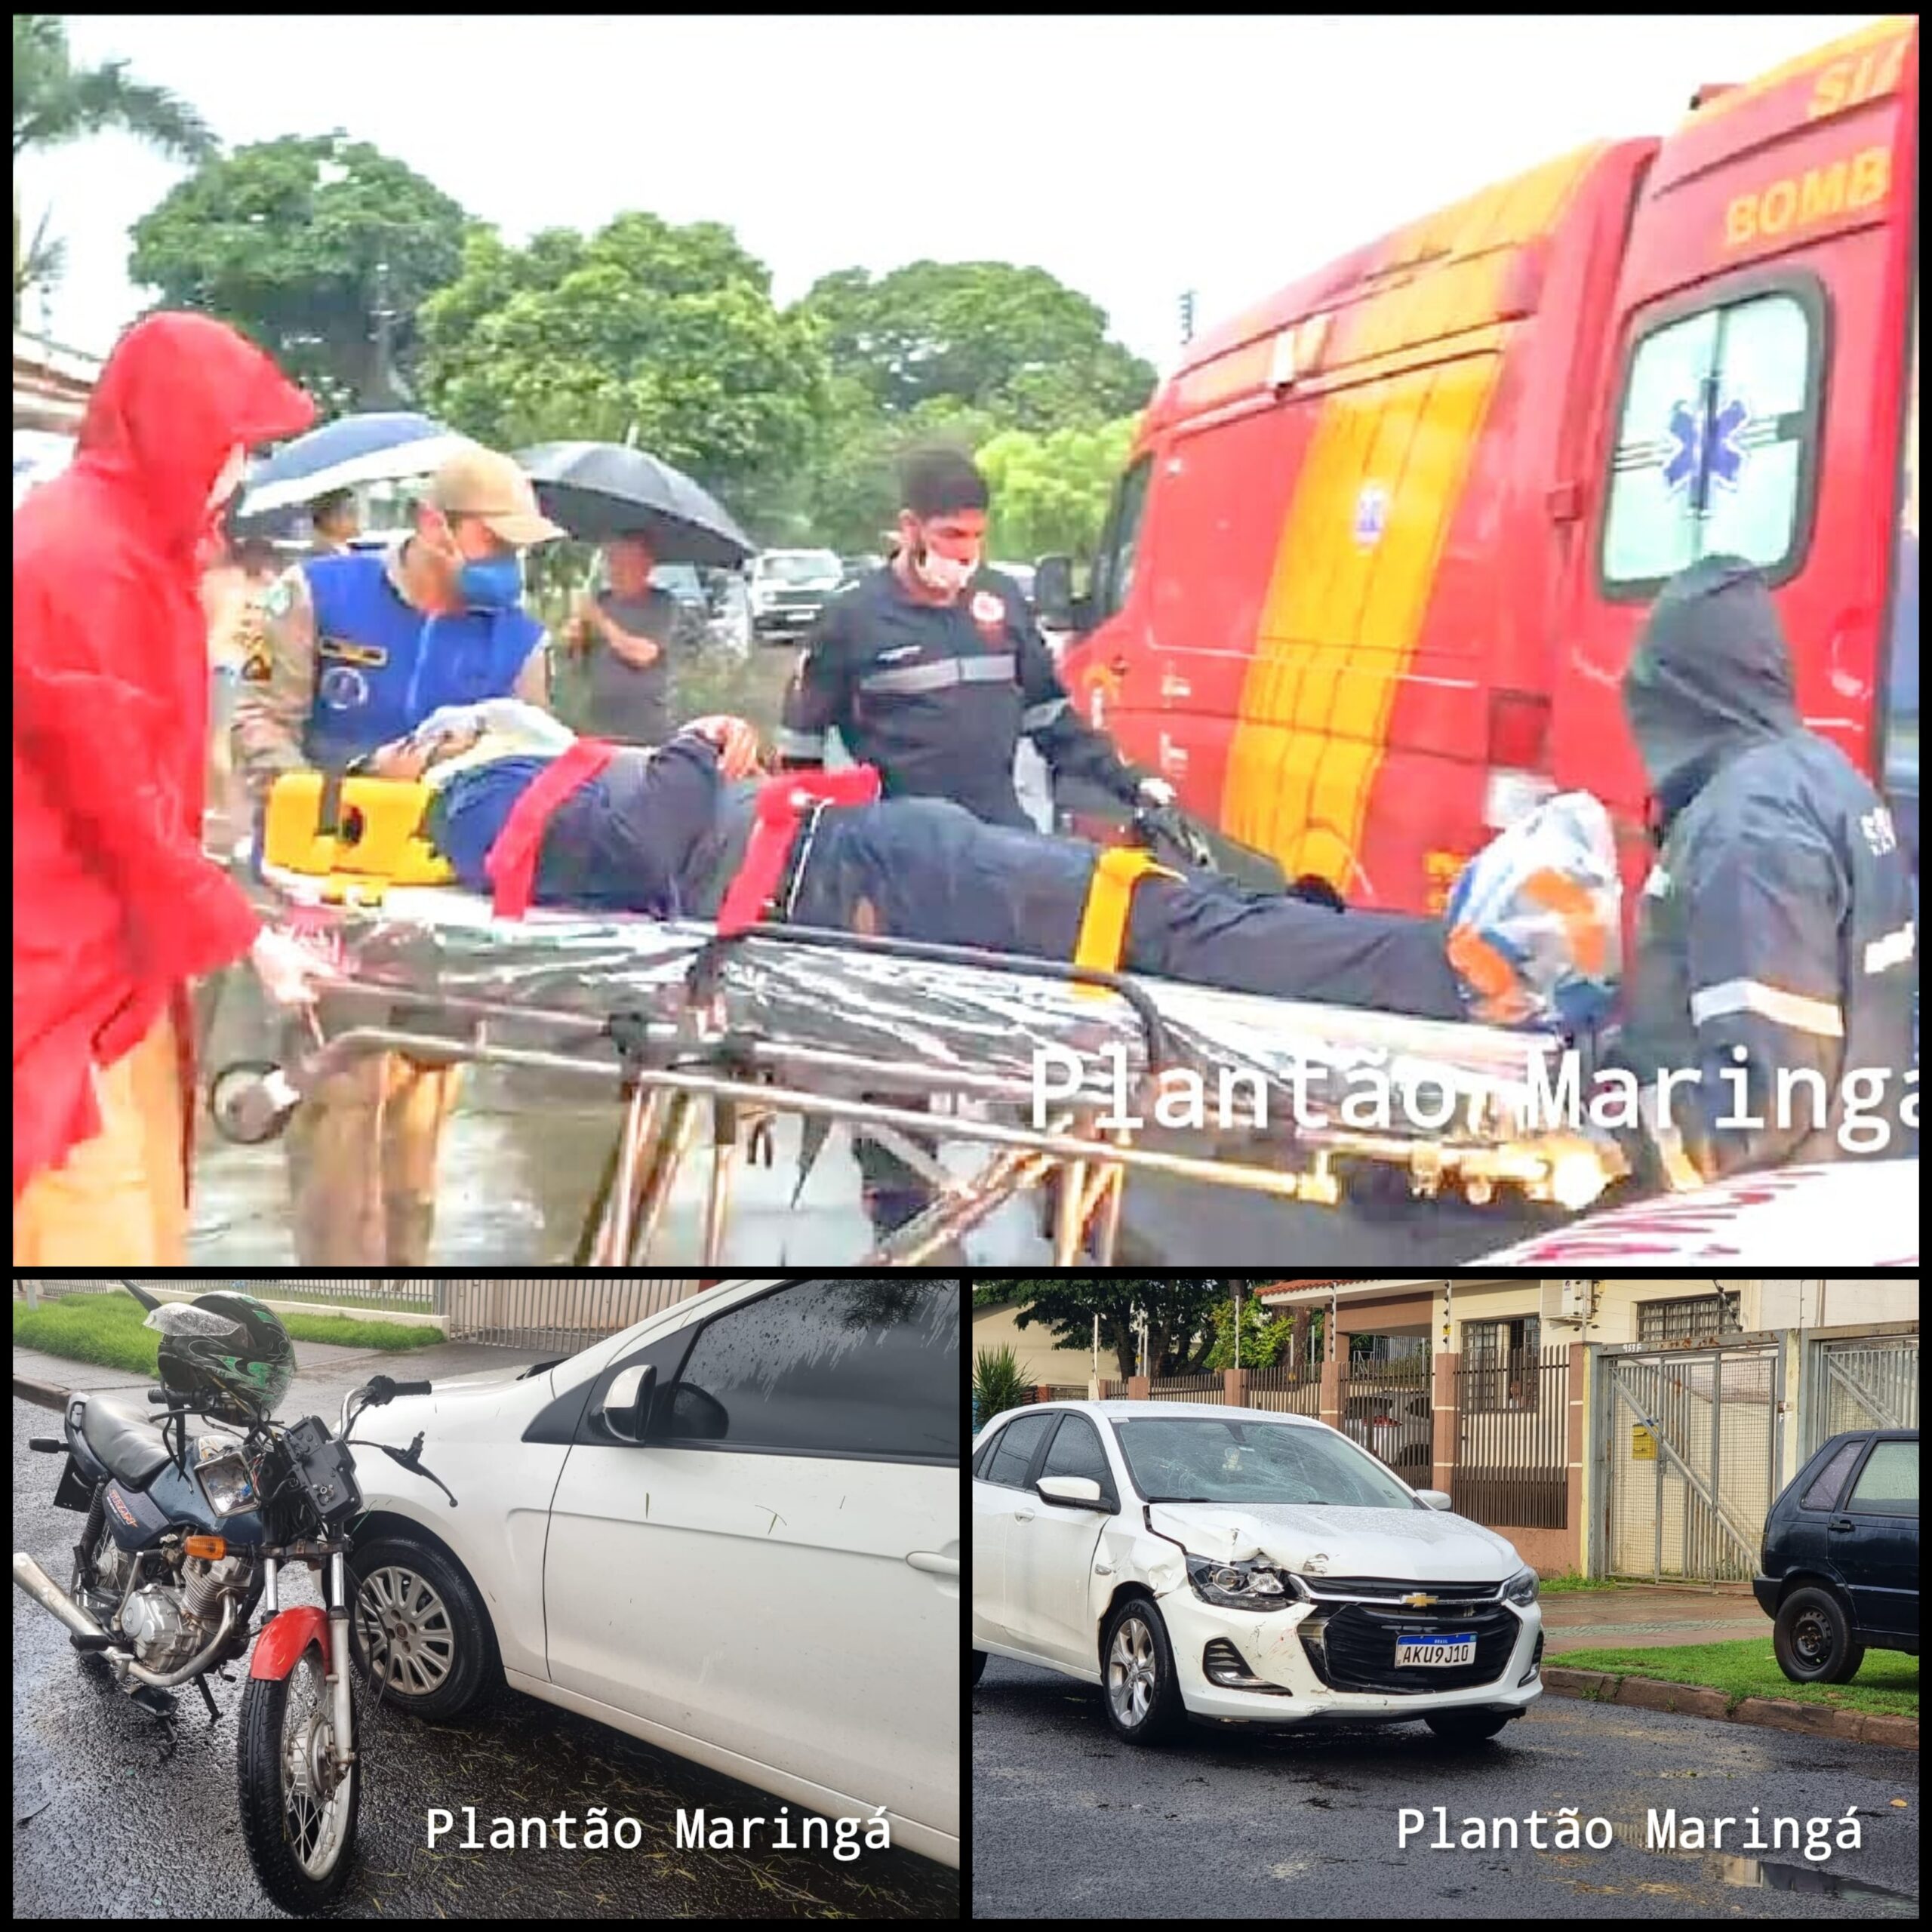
[209, 860, 1627, 1265]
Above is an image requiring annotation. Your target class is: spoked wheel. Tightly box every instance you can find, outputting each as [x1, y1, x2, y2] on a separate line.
[237, 1639, 360, 1914]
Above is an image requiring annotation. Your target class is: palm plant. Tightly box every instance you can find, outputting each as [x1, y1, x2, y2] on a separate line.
[13, 14, 218, 321]
[972, 1345, 1029, 1434]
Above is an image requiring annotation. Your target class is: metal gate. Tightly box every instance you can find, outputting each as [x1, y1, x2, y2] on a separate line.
[1805, 1335, 1919, 1454]
[1342, 1352, 1432, 1482]
[1599, 1341, 1782, 1582]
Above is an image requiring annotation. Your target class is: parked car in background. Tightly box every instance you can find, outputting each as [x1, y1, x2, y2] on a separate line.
[749, 547, 844, 643]
[1753, 1428, 1918, 1684]
[972, 1400, 1542, 1746]
[838, 552, 885, 589]
[990, 561, 1037, 611]
[343, 1278, 961, 1868]
[1340, 1389, 1433, 1475]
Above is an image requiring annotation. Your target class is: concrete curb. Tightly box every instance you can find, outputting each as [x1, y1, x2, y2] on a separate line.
[1542, 1665, 1918, 1748]
[14, 1376, 69, 1411]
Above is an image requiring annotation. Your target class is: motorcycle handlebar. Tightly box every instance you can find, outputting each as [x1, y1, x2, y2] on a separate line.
[358, 1374, 432, 1406]
[147, 1387, 171, 1405]
[388, 1380, 432, 1397]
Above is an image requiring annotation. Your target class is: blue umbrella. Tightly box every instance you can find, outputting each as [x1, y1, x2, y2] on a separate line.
[239, 411, 472, 518]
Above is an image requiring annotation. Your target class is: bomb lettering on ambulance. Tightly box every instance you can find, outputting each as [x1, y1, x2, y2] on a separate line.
[1722, 146, 1890, 250]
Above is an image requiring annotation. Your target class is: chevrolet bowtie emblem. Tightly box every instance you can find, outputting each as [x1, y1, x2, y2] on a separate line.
[1401, 1593, 1438, 1607]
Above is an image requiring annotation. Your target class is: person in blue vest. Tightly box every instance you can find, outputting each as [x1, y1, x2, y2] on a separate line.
[232, 440, 565, 1263]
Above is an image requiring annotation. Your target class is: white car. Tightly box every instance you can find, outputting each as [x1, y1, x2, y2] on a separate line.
[341, 1278, 960, 1868]
[1475, 1158, 1919, 1266]
[972, 1400, 1543, 1745]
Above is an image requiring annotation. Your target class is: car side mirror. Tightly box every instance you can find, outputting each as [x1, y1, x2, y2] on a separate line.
[1414, 1488, 1454, 1511]
[1032, 554, 1081, 632]
[602, 1363, 657, 1444]
[1036, 1474, 1107, 1509]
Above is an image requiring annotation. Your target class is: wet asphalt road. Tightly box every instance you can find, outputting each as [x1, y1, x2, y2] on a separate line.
[12, 1401, 956, 1920]
[972, 1654, 1918, 1918]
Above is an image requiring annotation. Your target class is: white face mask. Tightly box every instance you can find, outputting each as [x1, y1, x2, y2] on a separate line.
[914, 545, 977, 594]
[207, 444, 249, 512]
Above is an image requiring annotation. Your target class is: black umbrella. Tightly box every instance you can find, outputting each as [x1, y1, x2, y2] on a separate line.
[516, 441, 755, 566]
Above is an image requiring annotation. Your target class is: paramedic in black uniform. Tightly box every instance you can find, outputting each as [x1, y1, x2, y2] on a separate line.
[775, 445, 1174, 1243]
[775, 445, 1171, 828]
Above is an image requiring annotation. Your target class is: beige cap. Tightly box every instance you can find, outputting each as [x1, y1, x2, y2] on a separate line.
[425, 441, 566, 546]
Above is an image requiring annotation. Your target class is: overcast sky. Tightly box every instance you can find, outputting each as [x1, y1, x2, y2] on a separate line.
[17, 13, 1881, 375]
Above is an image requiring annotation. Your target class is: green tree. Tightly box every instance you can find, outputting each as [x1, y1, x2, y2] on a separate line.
[416, 212, 831, 510]
[1201, 1292, 1291, 1371]
[977, 417, 1138, 560]
[795, 260, 1155, 432]
[972, 1346, 1029, 1432]
[14, 13, 217, 321]
[128, 131, 470, 413]
[975, 1279, 1280, 1381]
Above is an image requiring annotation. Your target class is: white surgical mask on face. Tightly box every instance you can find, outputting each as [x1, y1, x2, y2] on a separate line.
[915, 545, 977, 594]
[207, 444, 249, 512]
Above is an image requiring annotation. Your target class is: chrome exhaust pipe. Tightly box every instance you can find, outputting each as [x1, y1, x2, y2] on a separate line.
[13, 1551, 108, 1641]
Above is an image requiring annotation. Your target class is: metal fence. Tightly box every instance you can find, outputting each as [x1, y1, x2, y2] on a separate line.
[1806, 1335, 1918, 1454]
[1453, 1346, 1568, 1528]
[1247, 1364, 1322, 1419]
[1149, 1372, 1225, 1404]
[444, 1278, 709, 1350]
[1097, 1379, 1129, 1400]
[1340, 1352, 1432, 1480]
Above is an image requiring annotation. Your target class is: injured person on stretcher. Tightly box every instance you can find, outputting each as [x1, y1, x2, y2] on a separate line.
[355, 700, 1612, 1030]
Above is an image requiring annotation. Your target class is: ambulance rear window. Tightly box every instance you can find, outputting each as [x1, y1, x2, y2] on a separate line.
[1599, 280, 1823, 598]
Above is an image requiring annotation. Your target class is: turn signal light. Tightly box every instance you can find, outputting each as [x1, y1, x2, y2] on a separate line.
[184, 1536, 228, 1561]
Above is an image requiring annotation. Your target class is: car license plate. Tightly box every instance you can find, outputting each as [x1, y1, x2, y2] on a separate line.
[1395, 1634, 1475, 1666]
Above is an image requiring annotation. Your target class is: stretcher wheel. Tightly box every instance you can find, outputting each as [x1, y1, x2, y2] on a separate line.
[207, 1060, 299, 1146]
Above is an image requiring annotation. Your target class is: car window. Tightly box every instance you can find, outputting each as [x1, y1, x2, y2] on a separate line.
[983, 1411, 1055, 1488]
[663, 1278, 957, 1461]
[1798, 1437, 1867, 1510]
[1113, 1417, 1416, 1507]
[1037, 1414, 1114, 1500]
[1846, 1440, 1919, 1517]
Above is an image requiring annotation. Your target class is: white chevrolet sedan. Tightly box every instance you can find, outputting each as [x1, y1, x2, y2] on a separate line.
[972, 1400, 1543, 1745]
[341, 1278, 960, 1868]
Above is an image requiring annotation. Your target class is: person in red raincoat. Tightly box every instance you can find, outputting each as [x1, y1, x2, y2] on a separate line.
[14, 311, 334, 1262]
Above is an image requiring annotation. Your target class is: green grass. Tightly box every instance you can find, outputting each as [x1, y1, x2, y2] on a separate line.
[1552, 1635, 1918, 1716]
[14, 1292, 443, 1379]
[1537, 1573, 1633, 1594]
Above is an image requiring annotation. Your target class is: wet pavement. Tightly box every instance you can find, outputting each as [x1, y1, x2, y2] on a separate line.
[973, 1653, 1918, 1918]
[1538, 1583, 1771, 1654]
[12, 1399, 957, 1919]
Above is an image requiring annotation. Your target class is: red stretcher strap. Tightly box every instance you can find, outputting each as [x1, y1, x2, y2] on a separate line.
[484, 737, 620, 919]
[714, 766, 882, 937]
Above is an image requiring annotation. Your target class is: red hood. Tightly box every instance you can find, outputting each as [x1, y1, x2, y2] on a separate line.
[75, 310, 315, 557]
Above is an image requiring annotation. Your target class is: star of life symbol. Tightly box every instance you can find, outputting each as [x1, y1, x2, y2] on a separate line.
[1662, 386, 1750, 500]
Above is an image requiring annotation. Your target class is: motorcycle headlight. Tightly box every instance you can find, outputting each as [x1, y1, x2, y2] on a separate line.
[1185, 1554, 1303, 1611]
[196, 1450, 259, 1518]
[1503, 1565, 1540, 1607]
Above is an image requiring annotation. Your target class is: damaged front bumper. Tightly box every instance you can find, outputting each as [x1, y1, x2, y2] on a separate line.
[1155, 1577, 1544, 1726]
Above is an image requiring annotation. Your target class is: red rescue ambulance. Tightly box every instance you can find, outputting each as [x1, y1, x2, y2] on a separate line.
[1054, 17, 1919, 918]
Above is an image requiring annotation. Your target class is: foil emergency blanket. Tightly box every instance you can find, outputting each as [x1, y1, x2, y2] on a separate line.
[260, 870, 1588, 1161]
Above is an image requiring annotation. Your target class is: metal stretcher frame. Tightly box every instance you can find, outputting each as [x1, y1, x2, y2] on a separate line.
[214, 878, 1626, 1265]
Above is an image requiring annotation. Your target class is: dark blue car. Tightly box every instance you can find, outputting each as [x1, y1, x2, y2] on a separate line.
[1752, 1429, 1918, 1683]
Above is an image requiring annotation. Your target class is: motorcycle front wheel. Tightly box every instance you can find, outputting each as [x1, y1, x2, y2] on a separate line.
[236, 1638, 360, 1915]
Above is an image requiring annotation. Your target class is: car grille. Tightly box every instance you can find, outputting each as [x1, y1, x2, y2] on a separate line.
[1300, 1600, 1521, 1694]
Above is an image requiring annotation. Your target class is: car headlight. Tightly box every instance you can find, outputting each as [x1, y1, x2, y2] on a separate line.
[1185, 1554, 1303, 1611]
[1503, 1566, 1540, 1607]
[195, 1450, 260, 1518]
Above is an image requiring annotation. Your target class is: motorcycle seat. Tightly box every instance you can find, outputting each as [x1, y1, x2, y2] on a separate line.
[77, 1395, 172, 1493]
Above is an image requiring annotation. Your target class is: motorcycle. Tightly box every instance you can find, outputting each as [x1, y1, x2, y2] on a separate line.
[11, 1281, 453, 1916]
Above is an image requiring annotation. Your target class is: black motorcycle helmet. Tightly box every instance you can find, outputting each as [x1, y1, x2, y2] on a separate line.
[147, 1291, 297, 1422]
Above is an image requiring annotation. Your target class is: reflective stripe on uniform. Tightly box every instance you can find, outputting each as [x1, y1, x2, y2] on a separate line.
[857, 652, 1017, 696]
[774, 726, 826, 758]
[1688, 977, 1845, 1038]
[1022, 696, 1069, 731]
[1863, 921, 1916, 975]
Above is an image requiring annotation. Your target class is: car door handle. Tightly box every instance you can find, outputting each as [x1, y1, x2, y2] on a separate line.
[1014, 1509, 1035, 1522]
[1827, 1518, 1857, 1533]
[906, 1551, 959, 1577]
